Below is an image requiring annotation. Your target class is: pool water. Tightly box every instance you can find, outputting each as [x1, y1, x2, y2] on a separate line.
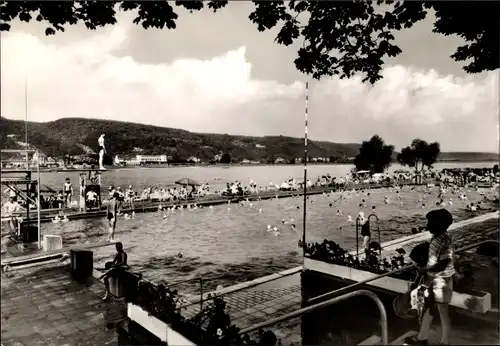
[30, 185, 497, 294]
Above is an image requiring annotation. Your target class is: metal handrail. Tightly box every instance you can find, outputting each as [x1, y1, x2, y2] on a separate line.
[307, 239, 500, 305]
[239, 289, 389, 345]
[178, 269, 303, 311]
[369, 213, 381, 260]
[170, 277, 204, 312]
[356, 216, 361, 258]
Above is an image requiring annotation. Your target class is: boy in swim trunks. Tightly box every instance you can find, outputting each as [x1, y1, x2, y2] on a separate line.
[405, 208, 455, 345]
[107, 192, 118, 242]
[63, 178, 73, 208]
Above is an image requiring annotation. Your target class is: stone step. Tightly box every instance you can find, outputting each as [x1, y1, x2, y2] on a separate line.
[390, 330, 417, 345]
[358, 334, 381, 345]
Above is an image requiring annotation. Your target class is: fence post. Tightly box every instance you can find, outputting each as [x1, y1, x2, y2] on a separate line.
[199, 278, 203, 312]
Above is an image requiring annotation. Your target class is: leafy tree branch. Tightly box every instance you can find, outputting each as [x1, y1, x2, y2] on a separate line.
[1, 1, 498, 83]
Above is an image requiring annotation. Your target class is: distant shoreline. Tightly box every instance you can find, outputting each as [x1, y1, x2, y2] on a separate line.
[3, 159, 497, 172]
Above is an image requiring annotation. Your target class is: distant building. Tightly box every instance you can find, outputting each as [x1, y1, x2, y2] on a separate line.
[136, 155, 168, 164]
[275, 157, 286, 164]
[31, 151, 46, 165]
[125, 158, 139, 165]
[255, 144, 266, 149]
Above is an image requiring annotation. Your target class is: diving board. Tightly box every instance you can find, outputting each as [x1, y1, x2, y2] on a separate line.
[1, 240, 117, 267]
[43, 168, 107, 173]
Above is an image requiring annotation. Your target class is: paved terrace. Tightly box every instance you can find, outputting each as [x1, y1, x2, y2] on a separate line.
[1, 263, 126, 346]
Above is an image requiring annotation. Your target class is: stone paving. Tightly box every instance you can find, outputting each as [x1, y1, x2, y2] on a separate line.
[182, 273, 303, 344]
[1, 263, 126, 346]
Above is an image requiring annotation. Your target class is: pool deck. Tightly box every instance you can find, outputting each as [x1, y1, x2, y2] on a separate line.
[1, 212, 498, 345]
[1, 262, 126, 346]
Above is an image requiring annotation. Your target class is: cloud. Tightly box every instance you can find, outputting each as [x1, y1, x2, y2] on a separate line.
[1, 25, 498, 152]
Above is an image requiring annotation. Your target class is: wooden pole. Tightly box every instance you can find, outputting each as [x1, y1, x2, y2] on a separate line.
[302, 81, 309, 258]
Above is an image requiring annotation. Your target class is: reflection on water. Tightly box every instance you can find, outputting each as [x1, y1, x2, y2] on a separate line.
[32, 185, 494, 294]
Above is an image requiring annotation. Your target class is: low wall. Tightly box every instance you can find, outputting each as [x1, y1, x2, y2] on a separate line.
[301, 259, 494, 344]
[304, 258, 492, 313]
[301, 269, 404, 344]
[125, 303, 196, 345]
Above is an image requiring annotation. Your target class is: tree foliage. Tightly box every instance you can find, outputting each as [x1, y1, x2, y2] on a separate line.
[1, 1, 497, 84]
[397, 138, 440, 171]
[354, 134, 394, 173]
[220, 153, 231, 164]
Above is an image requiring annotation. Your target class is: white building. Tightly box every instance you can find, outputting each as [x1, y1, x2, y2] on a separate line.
[136, 155, 168, 163]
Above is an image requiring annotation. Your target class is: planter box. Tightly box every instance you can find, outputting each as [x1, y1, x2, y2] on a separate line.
[127, 303, 196, 345]
[304, 258, 492, 313]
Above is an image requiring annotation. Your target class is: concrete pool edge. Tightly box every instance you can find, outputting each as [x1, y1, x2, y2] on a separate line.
[350, 211, 499, 258]
[184, 266, 303, 303]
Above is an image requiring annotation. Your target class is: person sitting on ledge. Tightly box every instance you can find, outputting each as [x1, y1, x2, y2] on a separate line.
[99, 242, 129, 301]
[404, 208, 455, 346]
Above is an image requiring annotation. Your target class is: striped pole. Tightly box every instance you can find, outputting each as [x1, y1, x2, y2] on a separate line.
[302, 81, 308, 258]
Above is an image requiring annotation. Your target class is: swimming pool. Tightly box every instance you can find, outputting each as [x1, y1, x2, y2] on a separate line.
[32, 185, 498, 294]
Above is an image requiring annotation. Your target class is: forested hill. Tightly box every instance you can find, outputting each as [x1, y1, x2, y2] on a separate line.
[1, 117, 497, 163]
[0, 117, 361, 161]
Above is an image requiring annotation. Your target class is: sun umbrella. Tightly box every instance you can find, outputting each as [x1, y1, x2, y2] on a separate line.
[175, 178, 200, 186]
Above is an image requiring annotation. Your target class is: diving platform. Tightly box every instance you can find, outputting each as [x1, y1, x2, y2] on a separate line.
[1, 168, 108, 173]
[0, 178, 35, 184]
[44, 168, 108, 173]
[1, 240, 118, 267]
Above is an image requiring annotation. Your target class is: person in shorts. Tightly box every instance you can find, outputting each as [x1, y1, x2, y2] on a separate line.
[2, 197, 22, 234]
[99, 242, 128, 301]
[63, 178, 73, 208]
[405, 208, 455, 345]
[107, 192, 118, 242]
[358, 211, 371, 255]
[116, 187, 124, 215]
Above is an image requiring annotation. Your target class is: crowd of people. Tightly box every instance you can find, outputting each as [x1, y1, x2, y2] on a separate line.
[2, 166, 498, 216]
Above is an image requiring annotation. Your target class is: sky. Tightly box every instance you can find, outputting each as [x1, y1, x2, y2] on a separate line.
[1, 3, 498, 152]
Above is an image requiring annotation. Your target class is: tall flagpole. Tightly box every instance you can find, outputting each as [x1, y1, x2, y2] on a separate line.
[302, 81, 309, 258]
[25, 77, 29, 168]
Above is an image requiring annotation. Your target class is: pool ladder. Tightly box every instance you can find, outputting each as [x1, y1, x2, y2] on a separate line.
[355, 213, 381, 261]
